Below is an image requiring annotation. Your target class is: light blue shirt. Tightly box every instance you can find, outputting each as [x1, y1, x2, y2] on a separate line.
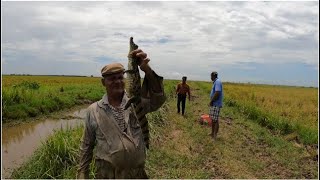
[210, 78, 223, 107]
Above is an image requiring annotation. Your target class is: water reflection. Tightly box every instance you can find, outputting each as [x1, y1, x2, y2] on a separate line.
[1, 108, 87, 179]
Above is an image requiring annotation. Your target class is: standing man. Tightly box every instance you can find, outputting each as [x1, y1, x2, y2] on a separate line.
[77, 48, 166, 179]
[176, 76, 191, 116]
[209, 71, 223, 141]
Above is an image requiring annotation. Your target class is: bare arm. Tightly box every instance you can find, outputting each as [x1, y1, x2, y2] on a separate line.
[210, 91, 220, 105]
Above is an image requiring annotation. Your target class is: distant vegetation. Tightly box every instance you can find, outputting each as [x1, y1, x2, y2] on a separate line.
[223, 82, 318, 144]
[11, 103, 169, 179]
[163, 80, 318, 144]
[2, 75, 104, 122]
[9, 77, 318, 179]
[2, 75, 318, 144]
[6, 74, 90, 77]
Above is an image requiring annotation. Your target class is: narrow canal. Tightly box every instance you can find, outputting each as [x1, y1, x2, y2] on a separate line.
[2, 107, 87, 178]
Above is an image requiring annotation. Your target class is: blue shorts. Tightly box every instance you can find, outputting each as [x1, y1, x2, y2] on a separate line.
[209, 106, 220, 122]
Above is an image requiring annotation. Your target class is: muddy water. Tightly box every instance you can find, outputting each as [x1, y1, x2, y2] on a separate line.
[1, 108, 87, 179]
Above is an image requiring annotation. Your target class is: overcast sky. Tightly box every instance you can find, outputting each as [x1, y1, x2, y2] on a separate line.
[2, 1, 319, 87]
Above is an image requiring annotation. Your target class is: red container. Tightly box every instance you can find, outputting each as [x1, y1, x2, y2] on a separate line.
[200, 114, 212, 126]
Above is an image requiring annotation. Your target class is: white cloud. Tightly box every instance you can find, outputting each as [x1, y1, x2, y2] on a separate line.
[1, 1, 318, 86]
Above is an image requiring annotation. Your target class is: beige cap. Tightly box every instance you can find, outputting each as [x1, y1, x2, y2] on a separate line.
[101, 63, 125, 76]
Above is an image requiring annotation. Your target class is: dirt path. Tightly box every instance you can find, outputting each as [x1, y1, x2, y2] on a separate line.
[146, 82, 318, 179]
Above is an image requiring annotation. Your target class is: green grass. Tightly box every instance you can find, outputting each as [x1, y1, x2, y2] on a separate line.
[7, 78, 319, 178]
[3, 76, 317, 145]
[11, 102, 170, 179]
[2, 76, 105, 122]
[224, 82, 318, 144]
[224, 96, 318, 144]
[11, 125, 83, 179]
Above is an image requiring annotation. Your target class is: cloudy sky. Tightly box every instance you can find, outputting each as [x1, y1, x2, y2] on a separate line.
[2, 1, 319, 87]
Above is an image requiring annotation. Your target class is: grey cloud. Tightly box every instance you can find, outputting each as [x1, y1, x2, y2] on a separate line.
[2, 1, 318, 87]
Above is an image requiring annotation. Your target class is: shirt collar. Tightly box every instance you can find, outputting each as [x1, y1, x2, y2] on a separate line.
[98, 92, 128, 109]
[213, 77, 218, 83]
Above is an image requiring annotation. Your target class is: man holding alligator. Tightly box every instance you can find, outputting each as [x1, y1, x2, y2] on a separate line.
[77, 47, 166, 179]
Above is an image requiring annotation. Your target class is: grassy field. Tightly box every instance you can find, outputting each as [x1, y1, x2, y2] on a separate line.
[2, 75, 318, 143]
[5, 75, 318, 178]
[223, 82, 318, 144]
[2, 75, 104, 122]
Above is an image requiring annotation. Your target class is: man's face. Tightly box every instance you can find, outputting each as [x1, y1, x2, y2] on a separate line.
[102, 72, 125, 95]
[182, 78, 187, 83]
[211, 74, 216, 81]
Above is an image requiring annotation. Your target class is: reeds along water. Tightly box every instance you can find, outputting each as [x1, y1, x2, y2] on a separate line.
[2, 75, 105, 121]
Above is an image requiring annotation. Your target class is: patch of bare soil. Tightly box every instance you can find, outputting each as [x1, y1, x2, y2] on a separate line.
[222, 117, 233, 125]
[203, 157, 231, 179]
[169, 129, 193, 156]
[171, 130, 182, 140]
[299, 156, 318, 179]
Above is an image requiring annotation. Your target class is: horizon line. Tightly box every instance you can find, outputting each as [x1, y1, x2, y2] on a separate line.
[2, 74, 318, 88]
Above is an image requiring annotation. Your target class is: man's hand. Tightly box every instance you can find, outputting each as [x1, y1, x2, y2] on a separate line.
[130, 49, 151, 74]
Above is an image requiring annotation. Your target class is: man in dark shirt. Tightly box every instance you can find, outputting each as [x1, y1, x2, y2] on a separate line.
[176, 76, 191, 116]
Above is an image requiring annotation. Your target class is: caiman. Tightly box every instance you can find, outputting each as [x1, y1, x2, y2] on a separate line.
[125, 37, 150, 149]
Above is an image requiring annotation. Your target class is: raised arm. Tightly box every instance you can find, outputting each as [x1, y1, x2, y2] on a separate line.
[130, 49, 166, 113]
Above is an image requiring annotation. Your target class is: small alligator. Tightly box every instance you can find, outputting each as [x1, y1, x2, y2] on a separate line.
[125, 37, 150, 149]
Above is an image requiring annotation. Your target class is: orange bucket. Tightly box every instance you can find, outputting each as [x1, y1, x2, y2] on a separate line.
[200, 114, 212, 126]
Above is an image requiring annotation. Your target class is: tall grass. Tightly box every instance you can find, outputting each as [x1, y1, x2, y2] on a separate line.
[11, 125, 85, 179]
[2, 75, 105, 122]
[224, 83, 318, 130]
[195, 81, 318, 144]
[3, 76, 318, 144]
[8, 79, 318, 178]
[11, 103, 169, 179]
[223, 83, 318, 144]
[2, 76, 178, 122]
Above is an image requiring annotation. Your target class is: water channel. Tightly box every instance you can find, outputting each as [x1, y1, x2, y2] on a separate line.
[2, 107, 87, 179]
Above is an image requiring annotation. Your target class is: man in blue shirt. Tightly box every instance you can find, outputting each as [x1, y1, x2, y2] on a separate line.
[209, 71, 223, 141]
